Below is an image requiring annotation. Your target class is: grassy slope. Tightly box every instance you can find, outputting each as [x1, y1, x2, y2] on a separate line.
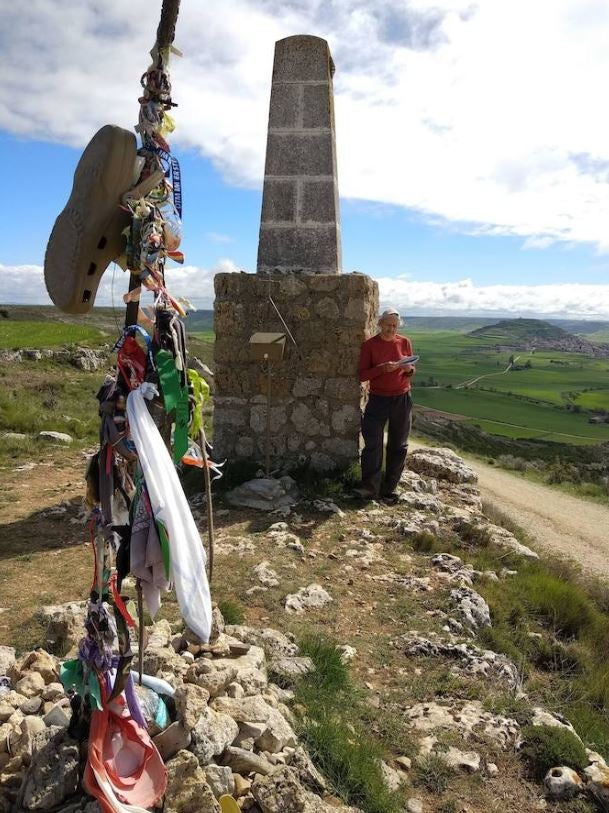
[409, 329, 609, 444]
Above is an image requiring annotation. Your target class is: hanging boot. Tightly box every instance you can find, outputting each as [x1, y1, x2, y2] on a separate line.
[44, 125, 137, 313]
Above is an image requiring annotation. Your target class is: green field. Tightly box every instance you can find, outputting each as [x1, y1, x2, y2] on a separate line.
[2, 307, 609, 447]
[408, 328, 609, 444]
[0, 320, 109, 349]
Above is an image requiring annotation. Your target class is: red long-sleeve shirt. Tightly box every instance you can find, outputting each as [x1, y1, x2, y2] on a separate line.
[359, 334, 415, 396]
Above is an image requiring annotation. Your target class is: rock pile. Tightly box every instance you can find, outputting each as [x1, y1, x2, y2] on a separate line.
[0, 611, 361, 813]
[0, 347, 110, 371]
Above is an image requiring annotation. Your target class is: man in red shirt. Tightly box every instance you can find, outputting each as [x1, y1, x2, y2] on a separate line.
[356, 308, 415, 502]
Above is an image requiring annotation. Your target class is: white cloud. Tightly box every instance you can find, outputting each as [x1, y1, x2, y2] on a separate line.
[206, 232, 235, 244]
[377, 276, 609, 318]
[0, 260, 238, 310]
[3, 1, 609, 249]
[3, 263, 609, 319]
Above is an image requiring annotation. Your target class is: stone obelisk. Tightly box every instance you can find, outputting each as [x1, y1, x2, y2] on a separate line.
[213, 36, 378, 471]
[257, 36, 341, 275]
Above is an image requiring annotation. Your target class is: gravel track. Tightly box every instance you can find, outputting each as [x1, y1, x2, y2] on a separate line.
[411, 441, 609, 579]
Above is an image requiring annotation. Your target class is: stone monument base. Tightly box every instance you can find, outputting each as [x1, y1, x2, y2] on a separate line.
[213, 272, 378, 471]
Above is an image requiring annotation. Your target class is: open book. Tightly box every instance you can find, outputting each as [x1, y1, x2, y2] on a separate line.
[396, 354, 419, 367]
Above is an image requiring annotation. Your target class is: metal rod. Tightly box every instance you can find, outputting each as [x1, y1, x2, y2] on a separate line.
[199, 428, 215, 583]
[268, 295, 300, 353]
[265, 355, 272, 477]
[136, 579, 144, 686]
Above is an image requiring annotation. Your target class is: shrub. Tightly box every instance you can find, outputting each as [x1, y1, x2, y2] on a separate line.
[218, 599, 245, 625]
[519, 725, 587, 781]
[414, 754, 454, 793]
[410, 530, 440, 553]
[519, 571, 598, 638]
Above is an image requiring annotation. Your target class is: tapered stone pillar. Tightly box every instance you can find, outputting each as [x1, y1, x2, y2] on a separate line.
[257, 36, 342, 275]
[213, 35, 378, 472]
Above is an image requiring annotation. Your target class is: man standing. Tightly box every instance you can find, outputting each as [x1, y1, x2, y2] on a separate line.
[356, 309, 415, 502]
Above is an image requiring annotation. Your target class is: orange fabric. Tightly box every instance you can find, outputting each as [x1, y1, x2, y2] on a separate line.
[83, 682, 166, 813]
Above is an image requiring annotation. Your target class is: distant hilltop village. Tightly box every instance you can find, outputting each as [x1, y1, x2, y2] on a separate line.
[468, 318, 609, 357]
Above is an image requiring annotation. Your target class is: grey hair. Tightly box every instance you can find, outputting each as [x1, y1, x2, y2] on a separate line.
[378, 308, 401, 327]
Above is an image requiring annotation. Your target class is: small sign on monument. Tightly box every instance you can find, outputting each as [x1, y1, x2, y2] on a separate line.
[249, 332, 287, 362]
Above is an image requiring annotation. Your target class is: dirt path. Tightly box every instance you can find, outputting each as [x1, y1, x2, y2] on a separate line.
[412, 440, 609, 578]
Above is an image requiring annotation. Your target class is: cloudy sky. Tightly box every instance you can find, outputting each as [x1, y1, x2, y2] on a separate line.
[2, 0, 609, 317]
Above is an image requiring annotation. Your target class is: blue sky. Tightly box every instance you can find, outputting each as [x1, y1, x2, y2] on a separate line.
[2, 0, 609, 318]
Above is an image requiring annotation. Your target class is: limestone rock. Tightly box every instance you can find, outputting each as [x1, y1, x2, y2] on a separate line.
[211, 695, 297, 752]
[146, 619, 173, 649]
[41, 683, 64, 703]
[191, 705, 239, 765]
[270, 657, 314, 680]
[251, 766, 308, 812]
[285, 584, 332, 614]
[487, 524, 539, 559]
[530, 708, 582, 741]
[443, 747, 481, 773]
[220, 745, 276, 776]
[38, 431, 73, 444]
[153, 722, 191, 762]
[543, 766, 583, 800]
[42, 702, 70, 728]
[204, 764, 235, 798]
[185, 659, 238, 697]
[226, 626, 298, 659]
[406, 800, 423, 813]
[408, 447, 477, 484]
[14, 651, 59, 685]
[174, 684, 211, 731]
[226, 477, 298, 511]
[253, 561, 280, 587]
[450, 587, 491, 630]
[396, 633, 521, 692]
[405, 701, 520, 750]
[285, 746, 327, 794]
[585, 762, 609, 809]
[37, 603, 87, 655]
[10, 715, 46, 758]
[15, 673, 46, 699]
[0, 647, 16, 677]
[164, 750, 220, 813]
[20, 730, 79, 810]
[142, 646, 189, 678]
[380, 760, 404, 791]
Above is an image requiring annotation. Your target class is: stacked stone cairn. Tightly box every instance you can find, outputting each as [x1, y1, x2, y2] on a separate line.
[0, 608, 360, 813]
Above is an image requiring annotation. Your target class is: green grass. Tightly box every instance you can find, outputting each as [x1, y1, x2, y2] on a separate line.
[519, 725, 588, 780]
[291, 635, 405, 813]
[0, 361, 99, 442]
[0, 320, 108, 349]
[414, 386, 609, 443]
[218, 599, 245, 625]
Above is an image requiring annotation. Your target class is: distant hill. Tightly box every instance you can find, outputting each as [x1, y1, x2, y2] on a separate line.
[0, 304, 214, 335]
[469, 317, 609, 356]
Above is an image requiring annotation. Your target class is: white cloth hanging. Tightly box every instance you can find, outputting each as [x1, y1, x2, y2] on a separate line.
[126, 383, 212, 642]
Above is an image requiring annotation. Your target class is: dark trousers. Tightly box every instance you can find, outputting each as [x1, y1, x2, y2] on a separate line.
[360, 393, 412, 495]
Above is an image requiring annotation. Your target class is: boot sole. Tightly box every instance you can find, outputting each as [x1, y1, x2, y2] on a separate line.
[44, 125, 137, 314]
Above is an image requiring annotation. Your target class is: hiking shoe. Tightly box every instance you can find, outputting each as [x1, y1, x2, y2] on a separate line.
[44, 125, 137, 314]
[380, 492, 399, 505]
[353, 486, 377, 500]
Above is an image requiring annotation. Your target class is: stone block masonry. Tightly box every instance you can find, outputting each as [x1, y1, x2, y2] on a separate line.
[257, 35, 341, 275]
[213, 272, 378, 471]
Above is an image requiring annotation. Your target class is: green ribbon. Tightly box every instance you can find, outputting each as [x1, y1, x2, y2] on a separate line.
[155, 349, 189, 463]
[156, 519, 171, 579]
[60, 659, 102, 711]
[187, 369, 210, 440]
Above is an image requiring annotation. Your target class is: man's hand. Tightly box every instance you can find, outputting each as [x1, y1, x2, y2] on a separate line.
[379, 361, 400, 373]
[402, 364, 415, 378]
